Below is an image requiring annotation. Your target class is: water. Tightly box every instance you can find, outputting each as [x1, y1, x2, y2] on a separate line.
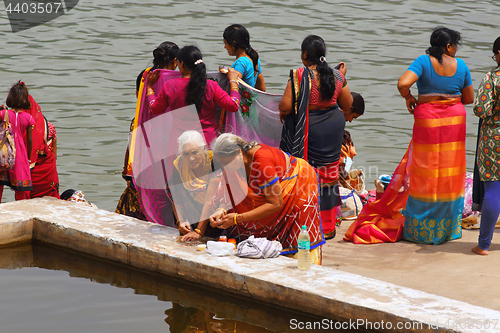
[0, 0, 498, 209]
[0, 242, 371, 333]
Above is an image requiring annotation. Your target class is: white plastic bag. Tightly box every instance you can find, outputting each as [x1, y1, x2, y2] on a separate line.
[206, 241, 234, 256]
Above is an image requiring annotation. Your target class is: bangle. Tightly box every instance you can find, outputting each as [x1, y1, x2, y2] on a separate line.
[230, 87, 240, 91]
[402, 89, 411, 99]
[215, 208, 227, 215]
[146, 91, 155, 97]
[234, 213, 238, 225]
[194, 228, 203, 236]
[229, 80, 238, 84]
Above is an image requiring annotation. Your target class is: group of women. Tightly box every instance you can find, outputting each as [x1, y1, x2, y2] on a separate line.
[0, 82, 60, 202]
[117, 23, 500, 263]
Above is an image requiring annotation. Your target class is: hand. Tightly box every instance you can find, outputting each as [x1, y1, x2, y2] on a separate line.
[279, 110, 291, 123]
[406, 95, 417, 114]
[147, 69, 160, 86]
[181, 231, 201, 242]
[0, 104, 4, 111]
[178, 221, 192, 235]
[336, 62, 347, 76]
[211, 213, 236, 229]
[209, 209, 227, 228]
[226, 67, 239, 82]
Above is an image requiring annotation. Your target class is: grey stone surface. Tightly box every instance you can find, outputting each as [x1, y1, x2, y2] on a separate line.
[1, 197, 499, 333]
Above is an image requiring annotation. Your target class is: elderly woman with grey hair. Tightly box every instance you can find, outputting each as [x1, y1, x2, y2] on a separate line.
[168, 130, 223, 242]
[208, 133, 325, 263]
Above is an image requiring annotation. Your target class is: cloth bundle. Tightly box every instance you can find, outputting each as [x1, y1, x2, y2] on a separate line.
[236, 235, 282, 259]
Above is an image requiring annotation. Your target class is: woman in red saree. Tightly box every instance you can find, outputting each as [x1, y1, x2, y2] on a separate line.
[26, 96, 60, 199]
[344, 27, 474, 245]
[209, 133, 324, 264]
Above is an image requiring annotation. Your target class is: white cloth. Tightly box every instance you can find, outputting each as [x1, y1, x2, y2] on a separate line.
[236, 235, 282, 259]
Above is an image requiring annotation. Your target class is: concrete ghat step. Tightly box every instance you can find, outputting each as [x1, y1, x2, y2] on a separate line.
[0, 197, 499, 333]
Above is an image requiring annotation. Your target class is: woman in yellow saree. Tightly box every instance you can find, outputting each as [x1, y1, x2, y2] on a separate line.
[209, 133, 325, 263]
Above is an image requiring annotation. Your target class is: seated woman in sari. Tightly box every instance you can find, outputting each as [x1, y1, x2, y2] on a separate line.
[345, 26, 474, 245]
[168, 130, 222, 242]
[209, 133, 325, 264]
[279, 35, 353, 240]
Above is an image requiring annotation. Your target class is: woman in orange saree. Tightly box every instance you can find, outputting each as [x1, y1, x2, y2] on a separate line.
[209, 134, 324, 263]
[345, 26, 474, 245]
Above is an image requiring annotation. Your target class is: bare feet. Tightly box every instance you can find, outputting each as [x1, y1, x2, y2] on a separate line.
[472, 246, 489, 255]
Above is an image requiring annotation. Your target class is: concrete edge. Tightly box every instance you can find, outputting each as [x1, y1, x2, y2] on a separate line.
[1, 197, 499, 333]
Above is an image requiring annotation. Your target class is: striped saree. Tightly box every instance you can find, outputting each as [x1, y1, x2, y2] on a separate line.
[345, 99, 465, 244]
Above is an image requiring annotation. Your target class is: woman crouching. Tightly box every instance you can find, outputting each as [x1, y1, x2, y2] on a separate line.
[209, 133, 325, 264]
[169, 130, 223, 242]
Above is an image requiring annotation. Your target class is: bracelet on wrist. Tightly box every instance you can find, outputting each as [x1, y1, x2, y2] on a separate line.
[229, 80, 238, 84]
[233, 213, 238, 225]
[194, 228, 203, 236]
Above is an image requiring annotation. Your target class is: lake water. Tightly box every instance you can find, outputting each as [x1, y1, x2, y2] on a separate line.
[0, 242, 371, 333]
[0, 0, 498, 210]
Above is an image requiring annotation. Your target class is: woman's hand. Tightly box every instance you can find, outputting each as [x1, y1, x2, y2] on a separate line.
[211, 213, 236, 229]
[147, 69, 160, 86]
[226, 67, 239, 82]
[336, 62, 347, 76]
[209, 209, 227, 228]
[181, 231, 201, 242]
[279, 110, 291, 123]
[406, 95, 417, 114]
[178, 221, 192, 235]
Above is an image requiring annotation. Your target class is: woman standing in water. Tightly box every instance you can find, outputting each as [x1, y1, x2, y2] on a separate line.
[222, 24, 266, 91]
[472, 36, 500, 255]
[345, 26, 474, 245]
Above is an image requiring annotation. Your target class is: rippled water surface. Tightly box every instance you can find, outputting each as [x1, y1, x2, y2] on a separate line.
[0, 0, 498, 209]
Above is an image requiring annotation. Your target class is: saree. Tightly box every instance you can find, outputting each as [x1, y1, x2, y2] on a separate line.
[344, 99, 465, 244]
[213, 148, 324, 256]
[280, 67, 345, 239]
[168, 151, 222, 238]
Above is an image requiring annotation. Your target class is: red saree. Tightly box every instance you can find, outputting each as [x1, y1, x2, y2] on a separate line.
[213, 145, 324, 254]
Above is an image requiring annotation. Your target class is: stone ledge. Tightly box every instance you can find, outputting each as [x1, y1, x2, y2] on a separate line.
[1, 197, 499, 333]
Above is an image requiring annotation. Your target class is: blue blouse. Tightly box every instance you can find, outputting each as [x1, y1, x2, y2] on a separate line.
[231, 56, 262, 87]
[408, 55, 472, 96]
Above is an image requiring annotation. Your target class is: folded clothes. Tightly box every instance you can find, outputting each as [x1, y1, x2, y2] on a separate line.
[236, 235, 282, 259]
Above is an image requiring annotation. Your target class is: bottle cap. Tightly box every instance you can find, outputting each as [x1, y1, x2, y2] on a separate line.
[219, 235, 227, 242]
[301, 225, 307, 230]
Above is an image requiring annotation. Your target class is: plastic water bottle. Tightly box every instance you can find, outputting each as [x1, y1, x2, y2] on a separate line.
[297, 225, 310, 270]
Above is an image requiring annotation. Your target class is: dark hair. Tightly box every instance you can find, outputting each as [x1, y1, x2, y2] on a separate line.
[343, 130, 353, 147]
[493, 36, 500, 55]
[426, 26, 461, 64]
[176, 45, 207, 113]
[60, 189, 76, 200]
[301, 35, 336, 101]
[351, 92, 365, 115]
[223, 24, 259, 72]
[152, 41, 179, 70]
[6, 81, 30, 109]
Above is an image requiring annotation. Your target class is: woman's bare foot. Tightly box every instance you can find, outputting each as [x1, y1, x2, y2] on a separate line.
[472, 246, 489, 255]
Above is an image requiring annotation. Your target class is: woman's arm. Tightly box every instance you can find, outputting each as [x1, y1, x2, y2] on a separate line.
[461, 84, 475, 105]
[255, 73, 266, 92]
[397, 70, 418, 113]
[26, 126, 32, 163]
[215, 181, 283, 228]
[278, 80, 293, 123]
[212, 69, 241, 112]
[474, 73, 496, 118]
[146, 70, 169, 115]
[337, 83, 353, 112]
[52, 137, 57, 160]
